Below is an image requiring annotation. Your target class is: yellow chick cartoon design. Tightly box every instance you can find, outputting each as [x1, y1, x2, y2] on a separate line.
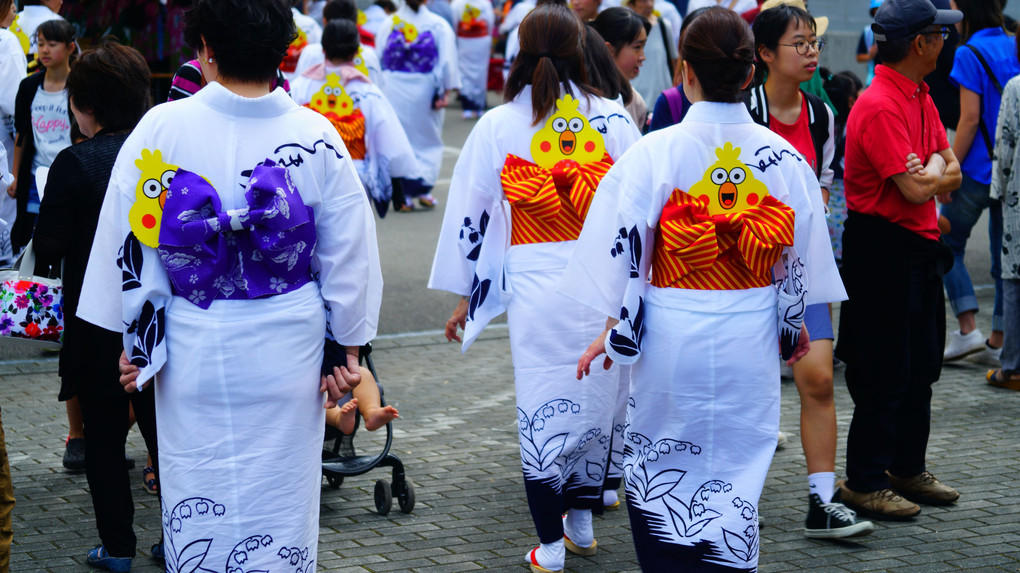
[530, 94, 606, 169]
[352, 48, 370, 77]
[688, 143, 768, 216]
[357, 9, 368, 26]
[10, 15, 29, 55]
[392, 16, 419, 43]
[462, 4, 481, 22]
[129, 149, 179, 248]
[308, 74, 356, 118]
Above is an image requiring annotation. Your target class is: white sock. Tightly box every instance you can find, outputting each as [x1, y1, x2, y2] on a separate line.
[526, 539, 564, 571]
[809, 472, 836, 504]
[562, 508, 594, 548]
[603, 489, 618, 507]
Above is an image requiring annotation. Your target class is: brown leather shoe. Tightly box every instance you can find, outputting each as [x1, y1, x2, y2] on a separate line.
[887, 471, 960, 506]
[837, 480, 921, 521]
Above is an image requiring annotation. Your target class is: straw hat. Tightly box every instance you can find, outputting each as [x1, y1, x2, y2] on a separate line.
[758, 0, 830, 37]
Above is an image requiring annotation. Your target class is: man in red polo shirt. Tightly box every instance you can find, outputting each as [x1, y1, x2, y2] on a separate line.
[835, 0, 963, 522]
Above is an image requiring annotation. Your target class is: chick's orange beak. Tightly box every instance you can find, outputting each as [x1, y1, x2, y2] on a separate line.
[159, 189, 167, 210]
[718, 181, 737, 210]
[327, 95, 336, 108]
[559, 131, 576, 155]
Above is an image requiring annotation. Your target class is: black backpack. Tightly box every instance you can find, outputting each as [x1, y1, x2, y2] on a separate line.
[745, 84, 830, 179]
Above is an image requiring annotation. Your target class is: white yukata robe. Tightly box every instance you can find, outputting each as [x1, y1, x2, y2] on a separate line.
[77, 82, 382, 573]
[377, 4, 460, 187]
[560, 101, 845, 571]
[291, 64, 421, 214]
[451, 0, 494, 111]
[429, 86, 640, 543]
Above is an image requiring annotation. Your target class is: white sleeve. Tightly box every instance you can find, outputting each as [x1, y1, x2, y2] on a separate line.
[313, 129, 383, 346]
[440, 20, 462, 91]
[0, 37, 26, 120]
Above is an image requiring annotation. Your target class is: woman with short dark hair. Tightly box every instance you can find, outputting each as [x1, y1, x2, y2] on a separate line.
[430, 4, 640, 571]
[566, 7, 845, 570]
[77, 1, 382, 571]
[33, 40, 155, 573]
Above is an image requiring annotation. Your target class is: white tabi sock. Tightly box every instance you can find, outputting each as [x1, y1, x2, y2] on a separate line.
[809, 472, 836, 504]
[562, 508, 594, 548]
[526, 539, 564, 571]
[603, 489, 618, 507]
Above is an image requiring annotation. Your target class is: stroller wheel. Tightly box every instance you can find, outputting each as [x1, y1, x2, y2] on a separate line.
[397, 479, 416, 514]
[374, 479, 393, 515]
[326, 474, 344, 489]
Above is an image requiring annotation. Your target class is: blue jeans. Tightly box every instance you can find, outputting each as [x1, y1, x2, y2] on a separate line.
[940, 173, 1003, 331]
[1003, 279, 1019, 372]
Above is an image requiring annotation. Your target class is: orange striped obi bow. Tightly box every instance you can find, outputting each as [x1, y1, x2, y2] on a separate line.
[457, 18, 489, 37]
[651, 189, 795, 290]
[307, 106, 367, 160]
[501, 153, 613, 245]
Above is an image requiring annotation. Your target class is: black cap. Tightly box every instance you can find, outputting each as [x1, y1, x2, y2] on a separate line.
[872, 0, 962, 41]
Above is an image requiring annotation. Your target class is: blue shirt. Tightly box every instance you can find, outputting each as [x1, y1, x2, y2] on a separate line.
[950, 27, 1020, 184]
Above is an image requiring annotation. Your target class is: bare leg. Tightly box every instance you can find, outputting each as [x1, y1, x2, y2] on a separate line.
[958, 310, 977, 334]
[354, 369, 399, 431]
[792, 339, 836, 474]
[325, 399, 359, 435]
[66, 396, 84, 440]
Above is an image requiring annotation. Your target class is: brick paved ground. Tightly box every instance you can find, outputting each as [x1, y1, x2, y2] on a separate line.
[3, 291, 1019, 572]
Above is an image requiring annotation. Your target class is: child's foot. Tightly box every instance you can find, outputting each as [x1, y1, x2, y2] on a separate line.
[363, 405, 399, 431]
[338, 399, 359, 435]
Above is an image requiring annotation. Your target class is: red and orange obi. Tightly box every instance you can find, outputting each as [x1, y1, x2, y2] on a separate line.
[500, 94, 614, 245]
[652, 189, 795, 290]
[310, 108, 367, 160]
[501, 154, 613, 245]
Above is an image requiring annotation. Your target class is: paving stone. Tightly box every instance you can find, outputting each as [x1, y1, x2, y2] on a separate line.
[4, 288, 1017, 571]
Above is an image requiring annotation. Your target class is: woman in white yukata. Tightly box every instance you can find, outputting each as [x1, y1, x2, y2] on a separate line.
[291, 18, 421, 217]
[565, 8, 844, 571]
[451, 0, 494, 118]
[77, 1, 382, 572]
[429, 4, 640, 572]
[377, 0, 459, 210]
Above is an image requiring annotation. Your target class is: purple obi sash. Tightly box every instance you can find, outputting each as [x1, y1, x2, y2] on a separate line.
[157, 160, 316, 309]
[380, 29, 439, 74]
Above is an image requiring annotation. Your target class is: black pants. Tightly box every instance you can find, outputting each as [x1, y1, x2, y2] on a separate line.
[76, 327, 159, 558]
[838, 215, 947, 493]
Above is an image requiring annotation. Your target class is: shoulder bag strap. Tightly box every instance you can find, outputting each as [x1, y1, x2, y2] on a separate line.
[963, 44, 1001, 159]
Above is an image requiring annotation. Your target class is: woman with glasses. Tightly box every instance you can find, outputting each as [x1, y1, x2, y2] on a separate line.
[746, 4, 875, 540]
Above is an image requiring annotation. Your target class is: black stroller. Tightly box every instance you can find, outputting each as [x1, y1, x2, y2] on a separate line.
[322, 343, 415, 515]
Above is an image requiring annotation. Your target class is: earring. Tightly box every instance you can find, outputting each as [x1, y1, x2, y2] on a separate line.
[207, 57, 214, 63]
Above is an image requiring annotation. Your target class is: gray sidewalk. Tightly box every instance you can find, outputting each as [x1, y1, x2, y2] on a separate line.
[3, 290, 1019, 572]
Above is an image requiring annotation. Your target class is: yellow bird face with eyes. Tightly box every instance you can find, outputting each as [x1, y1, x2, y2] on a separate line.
[129, 149, 179, 248]
[688, 143, 768, 216]
[530, 94, 606, 169]
[393, 16, 419, 43]
[352, 48, 370, 77]
[308, 74, 356, 117]
[463, 4, 481, 21]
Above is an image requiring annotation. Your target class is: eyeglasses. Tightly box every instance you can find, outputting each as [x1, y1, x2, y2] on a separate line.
[777, 37, 825, 56]
[922, 26, 951, 40]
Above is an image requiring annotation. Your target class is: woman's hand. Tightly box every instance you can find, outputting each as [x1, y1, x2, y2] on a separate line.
[784, 324, 811, 366]
[118, 349, 142, 392]
[577, 328, 614, 380]
[445, 297, 469, 342]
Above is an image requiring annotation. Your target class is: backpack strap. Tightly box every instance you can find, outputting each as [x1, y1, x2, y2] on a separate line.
[963, 44, 1001, 160]
[663, 86, 684, 124]
[805, 92, 829, 180]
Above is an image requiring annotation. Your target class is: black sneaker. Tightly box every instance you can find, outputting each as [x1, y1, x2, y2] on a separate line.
[804, 493, 876, 539]
[63, 438, 85, 472]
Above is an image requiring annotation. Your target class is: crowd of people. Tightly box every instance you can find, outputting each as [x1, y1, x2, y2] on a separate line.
[0, 0, 1015, 571]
